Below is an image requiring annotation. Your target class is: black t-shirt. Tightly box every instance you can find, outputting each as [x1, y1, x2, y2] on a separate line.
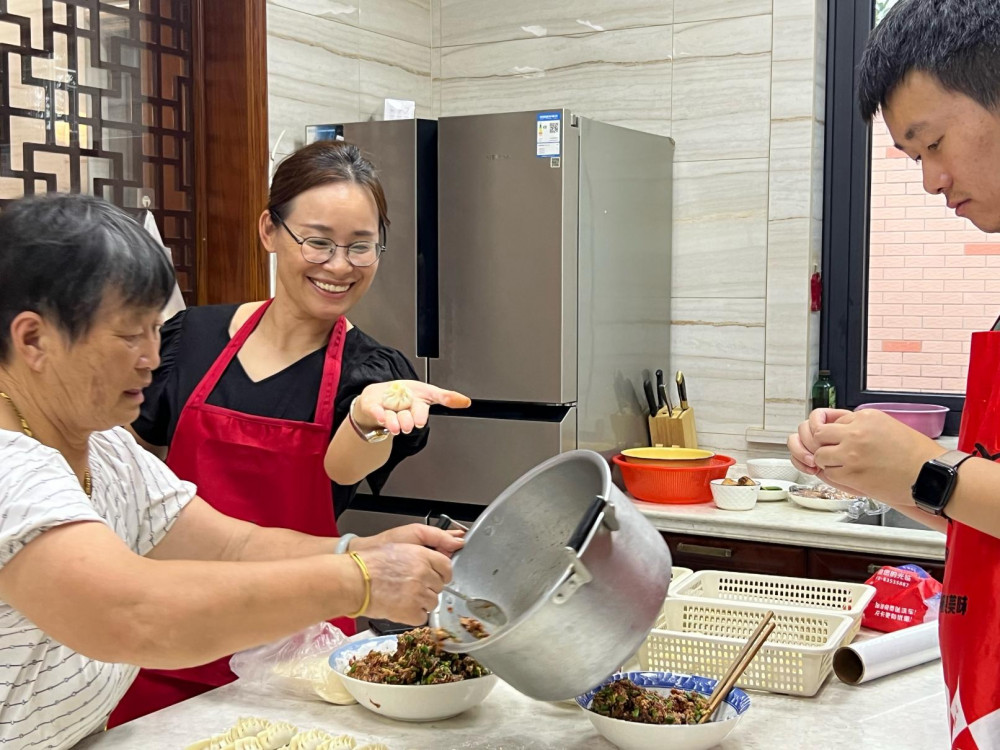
[133, 304, 427, 518]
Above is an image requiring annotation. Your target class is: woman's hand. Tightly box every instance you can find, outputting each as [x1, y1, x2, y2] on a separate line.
[353, 380, 471, 436]
[356, 543, 453, 624]
[351, 524, 464, 557]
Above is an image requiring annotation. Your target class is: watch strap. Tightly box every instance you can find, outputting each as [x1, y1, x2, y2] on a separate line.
[933, 449, 973, 471]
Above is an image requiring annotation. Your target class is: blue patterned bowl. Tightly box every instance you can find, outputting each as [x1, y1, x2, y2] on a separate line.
[576, 671, 751, 750]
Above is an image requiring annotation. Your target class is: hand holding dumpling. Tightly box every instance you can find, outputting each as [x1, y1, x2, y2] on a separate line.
[355, 379, 471, 436]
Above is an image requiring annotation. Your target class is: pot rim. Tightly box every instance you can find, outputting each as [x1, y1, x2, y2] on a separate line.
[430, 450, 613, 653]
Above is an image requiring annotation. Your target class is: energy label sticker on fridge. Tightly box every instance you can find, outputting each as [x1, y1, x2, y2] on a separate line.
[536, 111, 561, 157]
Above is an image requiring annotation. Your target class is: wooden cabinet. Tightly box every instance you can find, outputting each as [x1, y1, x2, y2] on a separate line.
[662, 531, 945, 583]
[662, 533, 808, 577]
[807, 548, 945, 583]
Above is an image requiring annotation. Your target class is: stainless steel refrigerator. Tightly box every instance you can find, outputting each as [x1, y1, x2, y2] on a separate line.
[332, 110, 674, 534]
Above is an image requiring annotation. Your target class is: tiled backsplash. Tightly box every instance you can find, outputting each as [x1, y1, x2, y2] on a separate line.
[267, 0, 827, 463]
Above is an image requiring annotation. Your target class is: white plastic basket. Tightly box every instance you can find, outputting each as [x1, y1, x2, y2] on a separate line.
[668, 566, 694, 593]
[638, 598, 854, 696]
[669, 570, 875, 642]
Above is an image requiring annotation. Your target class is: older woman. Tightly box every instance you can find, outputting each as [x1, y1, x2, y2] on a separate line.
[110, 140, 471, 724]
[0, 193, 460, 749]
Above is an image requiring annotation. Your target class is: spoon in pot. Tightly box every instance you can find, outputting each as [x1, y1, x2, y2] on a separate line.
[441, 585, 508, 628]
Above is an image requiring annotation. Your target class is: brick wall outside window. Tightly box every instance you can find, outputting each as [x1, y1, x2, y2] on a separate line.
[866, 117, 1000, 394]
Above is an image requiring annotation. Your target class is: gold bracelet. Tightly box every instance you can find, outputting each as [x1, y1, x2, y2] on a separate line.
[347, 551, 372, 618]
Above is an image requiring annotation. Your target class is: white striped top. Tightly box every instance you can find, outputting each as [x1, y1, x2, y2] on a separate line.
[0, 427, 194, 749]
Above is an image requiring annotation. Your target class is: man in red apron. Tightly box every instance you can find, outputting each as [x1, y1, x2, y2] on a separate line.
[110, 300, 362, 724]
[788, 1, 1000, 746]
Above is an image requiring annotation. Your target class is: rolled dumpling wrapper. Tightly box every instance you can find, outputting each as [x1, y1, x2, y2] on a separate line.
[380, 382, 412, 411]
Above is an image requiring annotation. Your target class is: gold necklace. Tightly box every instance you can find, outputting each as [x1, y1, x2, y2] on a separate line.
[0, 391, 92, 498]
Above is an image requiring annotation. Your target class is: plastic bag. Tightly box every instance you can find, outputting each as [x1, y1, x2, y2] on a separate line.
[845, 496, 891, 520]
[229, 622, 356, 704]
[862, 564, 943, 633]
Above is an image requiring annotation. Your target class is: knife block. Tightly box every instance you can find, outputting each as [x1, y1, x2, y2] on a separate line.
[648, 408, 698, 449]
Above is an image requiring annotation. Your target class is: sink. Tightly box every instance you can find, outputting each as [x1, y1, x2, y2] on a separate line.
[842, 508, 934, 531]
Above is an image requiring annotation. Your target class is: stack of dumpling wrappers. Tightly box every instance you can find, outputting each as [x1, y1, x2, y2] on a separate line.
[184, 717, 390, 750]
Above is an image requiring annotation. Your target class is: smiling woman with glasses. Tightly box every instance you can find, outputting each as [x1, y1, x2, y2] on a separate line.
[111, 140, 471, 726]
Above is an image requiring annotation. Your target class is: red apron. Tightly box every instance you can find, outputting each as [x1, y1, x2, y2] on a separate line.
[942, 328, 1000, 749]
[109, 299, 356, 727]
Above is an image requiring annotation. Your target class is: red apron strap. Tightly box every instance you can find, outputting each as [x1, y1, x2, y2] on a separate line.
[313, 316, 347, 429]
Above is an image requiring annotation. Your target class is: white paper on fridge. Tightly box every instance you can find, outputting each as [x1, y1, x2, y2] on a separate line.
[383, 98, 415, 120]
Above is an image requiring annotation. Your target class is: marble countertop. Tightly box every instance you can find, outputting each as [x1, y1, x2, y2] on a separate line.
[77, 660, 949, 749]
[634, 497, 946, 560]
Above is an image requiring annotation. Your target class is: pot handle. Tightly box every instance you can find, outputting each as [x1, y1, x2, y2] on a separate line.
[567, 495, 607, 553]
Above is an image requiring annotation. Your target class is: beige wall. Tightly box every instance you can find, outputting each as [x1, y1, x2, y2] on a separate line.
[267, 0, 828, 461]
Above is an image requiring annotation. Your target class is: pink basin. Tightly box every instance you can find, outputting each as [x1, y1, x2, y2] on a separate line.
[855, 402, 949, 438]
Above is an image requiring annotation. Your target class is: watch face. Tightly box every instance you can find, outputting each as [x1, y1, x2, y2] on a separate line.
[914, 462, 955, 508]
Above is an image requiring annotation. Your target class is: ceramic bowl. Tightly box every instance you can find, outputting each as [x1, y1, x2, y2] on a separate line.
[755, 478, 795, 501]
[576, 671, 751, 750]
[328, 635, 497, 722]
[710, 478, 760, 511]
[745, 458, 801, 481]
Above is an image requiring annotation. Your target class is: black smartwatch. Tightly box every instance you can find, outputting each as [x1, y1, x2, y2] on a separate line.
[911, 450, 973, 516]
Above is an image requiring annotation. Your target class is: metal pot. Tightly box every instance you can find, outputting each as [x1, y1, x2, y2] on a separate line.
[429, 450, 671, 700]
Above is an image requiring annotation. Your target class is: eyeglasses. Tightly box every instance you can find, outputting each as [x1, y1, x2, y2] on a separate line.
[271, 211, 385, 268]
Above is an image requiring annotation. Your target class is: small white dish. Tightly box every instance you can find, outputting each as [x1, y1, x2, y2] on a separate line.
[787, 485, 857, 512]
[745, 458, 801, 481]
[710, 479, 760, 511]
[755, 479, 795, 501]
[328, 635, 497, 722]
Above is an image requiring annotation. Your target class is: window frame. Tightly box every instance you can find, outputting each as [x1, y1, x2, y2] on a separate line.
[821, 0, 965, 435]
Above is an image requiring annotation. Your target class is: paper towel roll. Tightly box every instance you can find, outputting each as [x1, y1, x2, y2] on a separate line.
[833, 622, 940, 685]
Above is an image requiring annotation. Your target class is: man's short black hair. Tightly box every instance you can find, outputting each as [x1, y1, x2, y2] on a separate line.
[0, 194, 176, 362]
[858, 0, 1000, 123]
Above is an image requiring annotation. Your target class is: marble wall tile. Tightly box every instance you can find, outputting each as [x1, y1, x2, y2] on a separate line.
[269, 0, 359, 27]
[358, 28, 432, 120]
[769, 122, 813, 222]
[771, 59, 817, 122]
[438, 0, 672, 47]
[672, 158, 769, 298]
[674, 0, 772, 24]
[671, 298, 766, 436]
[267, 4, 361, 155]
[431, 0, 441, 49]
[437, 26, 672, 137]
[361, 0, 431, 46]
[431, 47, 441, 118]
[771, 0, 819, 63]
[671, 16, 771, 161]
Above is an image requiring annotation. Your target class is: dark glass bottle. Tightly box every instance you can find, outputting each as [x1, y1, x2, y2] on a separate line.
[812, 370, 837, 410]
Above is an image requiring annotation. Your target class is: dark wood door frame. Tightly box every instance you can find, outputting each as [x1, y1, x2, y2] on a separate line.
[192, 0, 270, 305]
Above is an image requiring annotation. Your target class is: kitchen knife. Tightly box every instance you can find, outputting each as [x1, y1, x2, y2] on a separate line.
[658, 382, 672, 416]
[643, 378, 658, 416]
[655, 369, 665, 409]
[676, 371, 689, 411]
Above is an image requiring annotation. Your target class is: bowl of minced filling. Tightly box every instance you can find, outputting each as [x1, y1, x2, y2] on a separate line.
[328, 627, 497, 722]
[576, 672, 751, 750]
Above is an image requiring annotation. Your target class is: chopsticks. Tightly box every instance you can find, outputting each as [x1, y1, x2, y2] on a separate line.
[698, 610, 776, 724]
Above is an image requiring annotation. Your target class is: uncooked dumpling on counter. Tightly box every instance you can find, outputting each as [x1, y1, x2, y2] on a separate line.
[184, 720, 386, 750]
[381, 381, 412, 411]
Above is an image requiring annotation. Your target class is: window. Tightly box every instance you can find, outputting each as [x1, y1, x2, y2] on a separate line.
[821, 0, 997, 434]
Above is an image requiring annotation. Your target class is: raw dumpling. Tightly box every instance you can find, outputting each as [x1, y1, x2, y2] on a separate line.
[380, 381, 412, 411]
[356, 744, 391, 750]
[257, 722, 298, 750]
[286, 729, 333, 750]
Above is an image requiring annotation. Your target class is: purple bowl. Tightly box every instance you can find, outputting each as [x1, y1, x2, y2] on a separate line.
[855, 402, 948, 438]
